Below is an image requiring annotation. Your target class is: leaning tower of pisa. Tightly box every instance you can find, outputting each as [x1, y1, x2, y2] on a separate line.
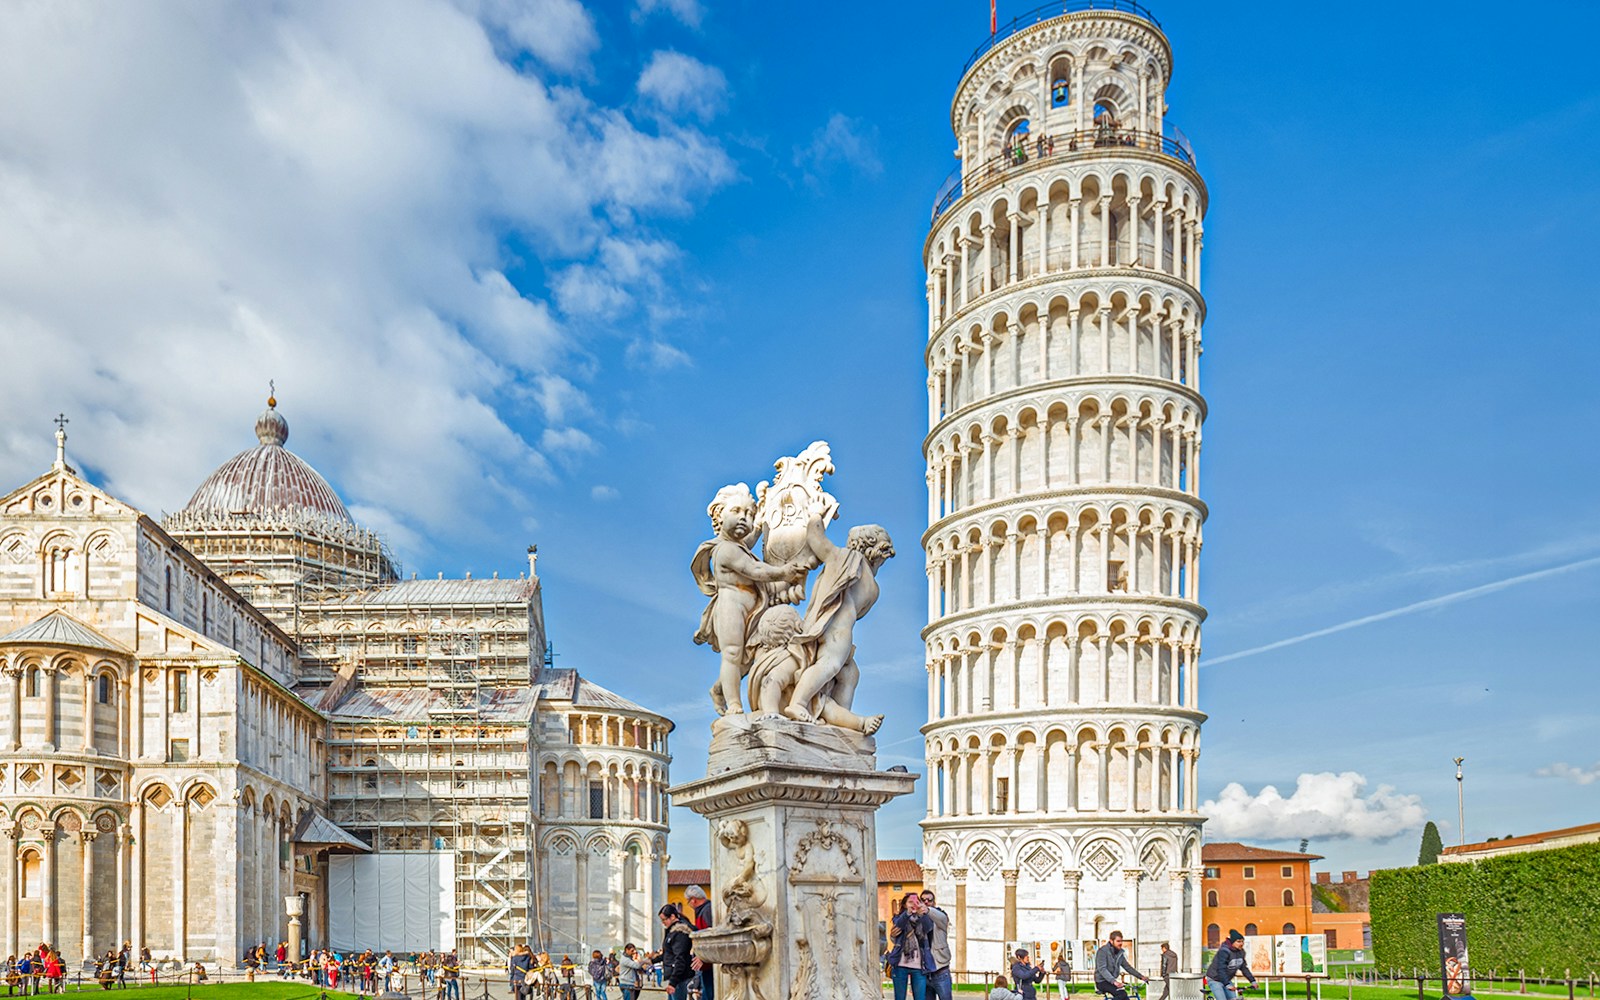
[919, 2, 1208, 975]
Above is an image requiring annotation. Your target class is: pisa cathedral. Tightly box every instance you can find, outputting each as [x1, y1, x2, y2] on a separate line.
[920, 2, 1208, 973]
[0, 399, 671, 966]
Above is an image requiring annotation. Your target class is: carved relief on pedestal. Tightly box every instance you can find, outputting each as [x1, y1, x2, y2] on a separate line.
[694, 819, 773, 1000]
[787, 819, 874, 1000]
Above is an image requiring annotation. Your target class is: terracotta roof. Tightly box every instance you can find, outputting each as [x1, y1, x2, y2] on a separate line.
[1441, 822, 1600, 856]
[668, 869, 710, 887]
[878, 859, 926, 883]
[1202, 842, 1324, 862]
[183, 401, 352, 524]
[0, 610, 129, 653]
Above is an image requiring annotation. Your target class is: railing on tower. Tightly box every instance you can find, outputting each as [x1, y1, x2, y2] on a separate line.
[963, 0, 1163, 76]
[930, 124, 1196, 223]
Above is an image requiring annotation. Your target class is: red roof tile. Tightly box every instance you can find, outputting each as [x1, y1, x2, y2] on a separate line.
[878, 859, 926, 883]
[1202, 842, 1323, 862]
[1440, 821, 1600, 856]
[667, 869, 710, 887]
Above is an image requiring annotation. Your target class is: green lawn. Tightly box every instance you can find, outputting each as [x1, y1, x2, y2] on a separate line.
[943, 983, 1598, 998]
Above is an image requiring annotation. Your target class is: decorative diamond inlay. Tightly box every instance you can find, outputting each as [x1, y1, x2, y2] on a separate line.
[1083, 841, 1121, 879]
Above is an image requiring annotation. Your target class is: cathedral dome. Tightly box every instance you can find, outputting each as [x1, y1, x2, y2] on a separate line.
[182, 396, 352, 523]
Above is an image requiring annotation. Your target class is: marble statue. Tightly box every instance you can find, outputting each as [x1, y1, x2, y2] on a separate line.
[693, 483, 808, 716]
[690, 445, 892, 733]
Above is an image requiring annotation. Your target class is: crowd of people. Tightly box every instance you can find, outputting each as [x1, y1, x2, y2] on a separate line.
[504, 886, 715, 1000]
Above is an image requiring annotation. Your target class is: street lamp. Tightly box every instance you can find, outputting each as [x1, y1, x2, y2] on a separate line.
[1454, 757, 1466, 846]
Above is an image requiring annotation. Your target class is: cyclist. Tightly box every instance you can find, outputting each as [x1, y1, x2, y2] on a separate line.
[1204, 931, 1257, 1000]
[1093, 932, 1149, 1000]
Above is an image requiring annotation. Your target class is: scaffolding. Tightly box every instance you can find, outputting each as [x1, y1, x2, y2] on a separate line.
[327, 715, 532, 964]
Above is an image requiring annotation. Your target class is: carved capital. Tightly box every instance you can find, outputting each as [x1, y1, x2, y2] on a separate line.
[1001, 868, 1019, 886]
[951, 867, 969, 883]
[1062, 869, 1082, 888]
[1123, 868, 1145, 883]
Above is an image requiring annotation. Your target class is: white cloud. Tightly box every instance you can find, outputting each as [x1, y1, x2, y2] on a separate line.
[1537, 761, 1600, 786]
[1201, 772, 1427, 841]
[795, 113, 882, 181]
[463, 0, 598, 73]
[638, 51, 726, 121]
[0, 1, 732, 551]
[634, 0, 704, 28]
[590, 485, 619, 501]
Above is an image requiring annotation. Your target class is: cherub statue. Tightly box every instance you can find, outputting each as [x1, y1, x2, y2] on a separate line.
[692, 484, 808, 716]
[747, 605, 883, 734]
[784, 515, 893, 731]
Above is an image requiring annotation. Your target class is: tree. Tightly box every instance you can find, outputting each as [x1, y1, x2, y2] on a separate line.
[1418, 822, 1443, 865]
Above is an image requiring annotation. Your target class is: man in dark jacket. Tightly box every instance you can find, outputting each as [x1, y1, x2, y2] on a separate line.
[1093, 931, 1148, 1000]
[650, 904, 696, 1000]
[686, 885, 715, 1000]
[1011, 949, 1045, 1000]
[1157, 943, 1179, 1000]
[1205, 931, 1256, 1000]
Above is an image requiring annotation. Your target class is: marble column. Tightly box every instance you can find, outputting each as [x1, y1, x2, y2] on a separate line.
[115, 825, 128, 952]
[1062, 870, 1081, 956]
[41, 825, 56, 950]
[3, 831, 16, 957]
[1122, 869, 1143, 966]
[6, 668, 20, 750]
[173, 798, 187, 959]
[81, 830, 97, 959]
[952, 868, 969, 974]
[42, 668, 57, 750]
[1167, 871, 1186, 970]
[1002, 868, 1019, 942]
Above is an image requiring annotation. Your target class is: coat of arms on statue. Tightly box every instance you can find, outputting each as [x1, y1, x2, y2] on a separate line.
[691, 441, 893, 759]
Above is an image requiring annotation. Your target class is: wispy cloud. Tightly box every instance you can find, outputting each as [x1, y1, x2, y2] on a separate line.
[1207, 554, 1600, 667]
[794, 113, 882, 184]
[1536, 761, 1600, 786]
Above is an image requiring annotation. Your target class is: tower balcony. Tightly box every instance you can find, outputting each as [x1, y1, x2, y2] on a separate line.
[963, 0, 1165, 78]
[932, 123, 1196, 225]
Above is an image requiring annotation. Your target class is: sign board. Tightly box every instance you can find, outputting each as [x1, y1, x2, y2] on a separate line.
[1437, 913, 1470, 997]
[1244, 935, 1328, 977]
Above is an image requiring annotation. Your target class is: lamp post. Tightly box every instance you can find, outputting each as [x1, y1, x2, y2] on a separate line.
[1454, 757, 1466, 846]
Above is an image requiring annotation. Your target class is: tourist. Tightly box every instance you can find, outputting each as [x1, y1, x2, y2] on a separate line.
[189, 960, 208, 985]
[440, 950, 461, 1000]
[44, 950, 63, 993]
[4, 955, 18, 997]
[1051, 946, 1072, 997]
[1157, 943, 1178, 1000]
[139, 947, 155, 984]
[380, 951, 397, 992]
[588, 950, 611, 1000]
[919, 890, 953, 1000]
[887, 891, 932, 1000]
[685, 885, 715, 1000]
[275, 941, 287, 971]
[15, 953, 31, 996]
[990, 975, 1022, 1000]
[1093, 931, 1148, 1000]
[508, 944, 531, 1000]
[650, 903, 696, 1000]
[616, 944, 647, 1000]
[244, 945, 260, 982]
[1204, 931, 1256, 1000]
[560, 954, 577, 999]
[1011, 949, 1044, 1000]
[117, 942, 131, 988]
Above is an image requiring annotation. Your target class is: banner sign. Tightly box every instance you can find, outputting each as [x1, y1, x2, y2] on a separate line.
[1437, 913, 1471, 996]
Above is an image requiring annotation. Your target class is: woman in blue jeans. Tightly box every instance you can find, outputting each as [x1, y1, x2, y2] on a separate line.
[888, 891, 934, 1000]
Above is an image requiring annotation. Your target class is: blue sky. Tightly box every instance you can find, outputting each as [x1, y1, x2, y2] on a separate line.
[1, 0, 1597, 873]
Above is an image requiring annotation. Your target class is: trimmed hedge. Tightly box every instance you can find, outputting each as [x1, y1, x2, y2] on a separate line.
[1369, 842, 1600, 973]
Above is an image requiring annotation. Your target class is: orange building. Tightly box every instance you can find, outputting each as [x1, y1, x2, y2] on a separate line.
[1201, 843, 1320, 948]
[1310, 870, 1371, 951]
[666, 867, 710, 917]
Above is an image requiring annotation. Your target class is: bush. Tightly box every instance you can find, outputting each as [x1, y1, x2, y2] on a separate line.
[1369, 842, 1600, 973]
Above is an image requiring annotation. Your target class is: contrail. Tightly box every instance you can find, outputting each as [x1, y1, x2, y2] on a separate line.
[1205, 554, 1600, 666]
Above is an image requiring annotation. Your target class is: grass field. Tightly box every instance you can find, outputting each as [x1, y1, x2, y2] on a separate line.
[944, 982, 1599, 998]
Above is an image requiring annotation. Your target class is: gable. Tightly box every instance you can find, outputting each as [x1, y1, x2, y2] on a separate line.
[0, 468, 135, 521]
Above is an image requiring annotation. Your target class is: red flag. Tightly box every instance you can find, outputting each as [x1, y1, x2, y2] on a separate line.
[991, 0, 997, 34]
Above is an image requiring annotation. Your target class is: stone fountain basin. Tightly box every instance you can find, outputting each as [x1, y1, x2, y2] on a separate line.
[691, 923, 773, 966]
